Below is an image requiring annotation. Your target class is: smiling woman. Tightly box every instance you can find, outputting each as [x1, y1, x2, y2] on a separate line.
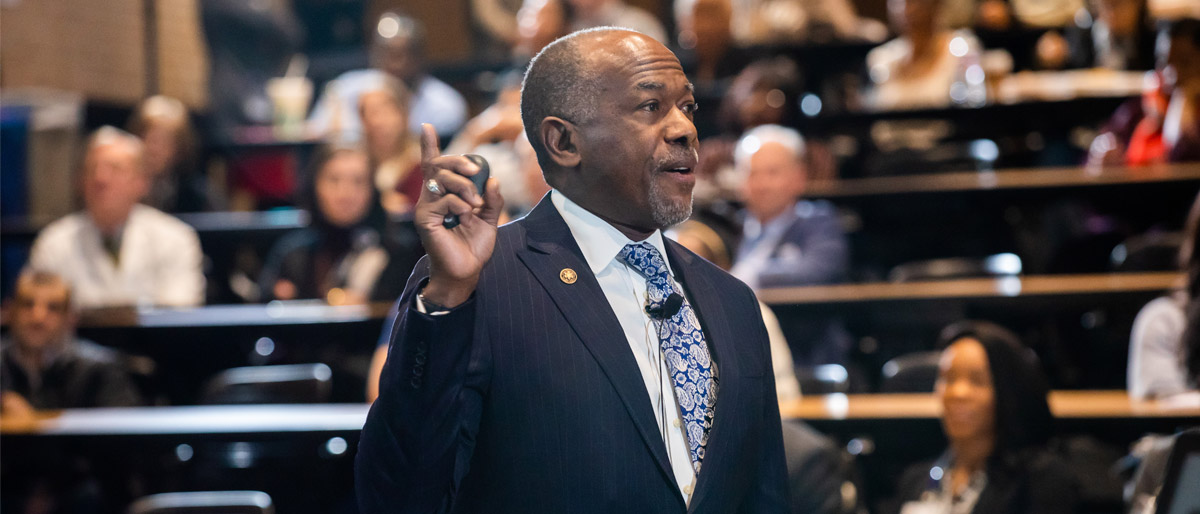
[884, 320, 1079, 514]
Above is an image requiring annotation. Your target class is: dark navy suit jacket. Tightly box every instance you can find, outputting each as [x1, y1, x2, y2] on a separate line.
[356, 197, 789, 514]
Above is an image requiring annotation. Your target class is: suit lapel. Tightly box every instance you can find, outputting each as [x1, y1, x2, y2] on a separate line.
[665, 241, 741, 514]
[514, 200, 679, 492]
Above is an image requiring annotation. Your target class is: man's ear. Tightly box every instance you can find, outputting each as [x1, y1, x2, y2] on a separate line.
[540, 117, 581, 169]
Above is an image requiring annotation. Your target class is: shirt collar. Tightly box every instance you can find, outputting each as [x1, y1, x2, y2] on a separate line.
[744, 201, 802, 241]
[549, 189, 674, 276]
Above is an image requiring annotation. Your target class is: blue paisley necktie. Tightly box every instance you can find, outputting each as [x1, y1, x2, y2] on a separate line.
[618, 241, 717, 473]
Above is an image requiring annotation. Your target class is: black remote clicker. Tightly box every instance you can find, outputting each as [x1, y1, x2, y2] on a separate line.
[441, 154, 491, 229]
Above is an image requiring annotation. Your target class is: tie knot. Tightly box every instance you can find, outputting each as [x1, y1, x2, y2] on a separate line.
[618, 242, 671, 285]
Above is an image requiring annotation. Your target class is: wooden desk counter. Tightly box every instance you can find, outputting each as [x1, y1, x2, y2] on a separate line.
[807, 164, 1200, 199]
[780, 391, 1200, 421]
[5, 391, 1193, 438]
[759, 272, 1182, 306]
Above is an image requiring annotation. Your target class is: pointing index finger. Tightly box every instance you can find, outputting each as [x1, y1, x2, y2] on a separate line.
[420, 123, 441, 179]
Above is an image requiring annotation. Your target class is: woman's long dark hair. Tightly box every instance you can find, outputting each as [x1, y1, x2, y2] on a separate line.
[937, 320, 1054, 466]
[1177, 192, 1200, 388]
[300, 143, 387, 232]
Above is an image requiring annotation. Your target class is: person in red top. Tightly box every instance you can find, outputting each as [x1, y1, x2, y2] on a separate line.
[1090, 17, 1200, 166]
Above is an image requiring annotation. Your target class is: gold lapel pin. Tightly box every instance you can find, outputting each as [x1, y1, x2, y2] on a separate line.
[560, 268, 578, 284]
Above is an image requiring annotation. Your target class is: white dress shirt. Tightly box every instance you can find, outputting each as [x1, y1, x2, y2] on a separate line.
[28, 204, 205, 309]
[550, 190, 701, 502]
[1127, 295, 1193, 399]
[308, 69, 467, 141]
[731, 204, 803, 290]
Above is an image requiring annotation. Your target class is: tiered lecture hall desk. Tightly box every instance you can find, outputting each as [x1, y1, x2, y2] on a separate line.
[73, 301, 393, 404]
[767, 163, 1200, 389]
[2, 392, 1195, 512]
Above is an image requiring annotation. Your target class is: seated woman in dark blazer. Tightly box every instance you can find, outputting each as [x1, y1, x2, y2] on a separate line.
[258, 144, 408, 304]
[886, 321, 1078, 514]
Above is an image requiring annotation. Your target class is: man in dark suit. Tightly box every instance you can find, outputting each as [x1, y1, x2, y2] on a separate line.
[357, 28, 788, 513]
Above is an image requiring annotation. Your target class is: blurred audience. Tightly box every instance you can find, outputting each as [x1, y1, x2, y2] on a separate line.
[867, 0, 988, 110]
[729, 0, 886, 45]
[696, 57, 803, 201]
[514, 133, 554, 215]
[1039, 0, 1155, 70]
[566, 0, 667, 42]
[446, 75, 549, 218]
[258, 144, 404, 304]
[358, 74, 425, 216]
[720, 58, 804, 135]
[1089, 16, 1200, 166]
[728, 125, 851, 368]
[309, 12, 467, 140]
[200, 0, 302, 138]
[0, 270, 142, 514]
[886, 321, 1079, 514]
[29, 127, 205, 309]
[1087, 0, 1155, 69]
[780, 420, 864, 514]
[674, 0, 740, 84]
[125, 95, 216, 213]
[1128, 191, 1200, 400]
[1010, 0, 1083, 29]
[730, 124, 849, 289]
[671, 218, 803, 403]
[514, 0, 570, 60]
[1, 270, 141, 413]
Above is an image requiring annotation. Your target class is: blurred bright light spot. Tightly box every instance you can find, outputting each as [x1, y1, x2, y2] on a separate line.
[970, 139, 1000, 162]
[175, 444, 194, 462]
[255, 337, 275, 357]
[965, 64, 985, 85]
[377, 15, 400, 39]
[949, 37, 969, 57]
[930, 466, 945, 481]
[801, 94, 822, 117]
[326, 437, 348, 456]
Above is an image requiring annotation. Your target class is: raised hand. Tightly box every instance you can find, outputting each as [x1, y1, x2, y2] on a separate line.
[414, 123, 504, 307]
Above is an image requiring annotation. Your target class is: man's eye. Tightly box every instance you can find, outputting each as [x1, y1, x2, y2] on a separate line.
[682, 102, 699, 114]
[640, 101, 659, 112]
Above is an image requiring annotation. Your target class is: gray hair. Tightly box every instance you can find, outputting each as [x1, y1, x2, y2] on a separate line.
[733, 124, 806, 174]
[84, 125, 145, 173]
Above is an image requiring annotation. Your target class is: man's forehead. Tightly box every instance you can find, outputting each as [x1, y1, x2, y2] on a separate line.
[581, 32, 691, 89]
[17, 282, 69, 304]
[92, 141, 139, 161]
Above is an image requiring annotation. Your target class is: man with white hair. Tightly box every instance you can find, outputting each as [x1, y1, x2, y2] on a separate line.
[28, 126, 205, 309]
[730, 124, 848, 289]
[730, 124, 851, 368]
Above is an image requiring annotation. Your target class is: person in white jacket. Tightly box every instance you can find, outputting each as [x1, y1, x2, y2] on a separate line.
[28, 126, 205, 309]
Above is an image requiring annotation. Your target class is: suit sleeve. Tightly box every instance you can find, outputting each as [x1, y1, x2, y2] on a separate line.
[356, 256, 490, 514]
[739, 288, 790, 513]
[756, 210, 849, 289]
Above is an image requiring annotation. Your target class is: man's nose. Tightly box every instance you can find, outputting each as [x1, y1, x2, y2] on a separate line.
[664, 106, 698, 148]
[28, 305, 49, 323]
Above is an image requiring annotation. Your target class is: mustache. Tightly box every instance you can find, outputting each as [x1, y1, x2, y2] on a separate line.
[654, 147, 699, 168]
